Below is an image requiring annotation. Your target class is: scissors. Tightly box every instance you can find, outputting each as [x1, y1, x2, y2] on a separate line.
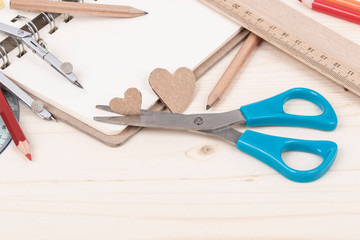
[94, 88, 338, 183]
[0, 22, 82, 88]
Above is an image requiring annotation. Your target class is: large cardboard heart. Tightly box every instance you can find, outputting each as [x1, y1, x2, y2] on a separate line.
[149, 67, 196, 113]
[109, 88, 142, 115]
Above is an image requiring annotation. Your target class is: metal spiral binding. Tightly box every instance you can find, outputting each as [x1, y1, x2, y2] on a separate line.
[11, 15, 48, 49]
[62, 0, 84, 23]
[10, 35, 27, 58]
[0, 44, 10, 69]
[41, 12, 58, 34]
[0, 1, 83, 68]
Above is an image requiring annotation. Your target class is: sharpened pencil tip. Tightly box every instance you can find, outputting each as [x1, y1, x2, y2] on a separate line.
[74, 81, 83, 89]
[144, 11, 148, 14]
[26, 154, 32, 161]
[206, 105, 211, 110]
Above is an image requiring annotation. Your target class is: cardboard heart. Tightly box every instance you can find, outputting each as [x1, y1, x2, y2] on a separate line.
[109, 88, 142, 115]
[149, 67, 196, 113]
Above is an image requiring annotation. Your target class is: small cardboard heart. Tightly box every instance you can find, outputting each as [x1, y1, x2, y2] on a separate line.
[109, 88, 142, 115]
[149, 67, 196, 113]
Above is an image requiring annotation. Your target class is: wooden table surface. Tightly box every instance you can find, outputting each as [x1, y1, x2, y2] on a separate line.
[1, 1, 360, 239]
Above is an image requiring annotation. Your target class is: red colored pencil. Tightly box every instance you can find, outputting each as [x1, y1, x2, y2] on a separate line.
[299, 0, 360, 24]
[0, 89, 31, 160]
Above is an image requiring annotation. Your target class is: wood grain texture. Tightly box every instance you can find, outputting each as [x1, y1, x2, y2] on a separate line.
[200, 0, 360, 97]
[10, 0, 147, 18]
[1, 1, 360, 239]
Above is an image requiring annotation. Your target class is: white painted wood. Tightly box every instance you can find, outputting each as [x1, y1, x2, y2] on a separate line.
[1, 0, 360, 239]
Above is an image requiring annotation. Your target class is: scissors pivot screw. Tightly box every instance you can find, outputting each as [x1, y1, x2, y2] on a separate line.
[194, 117, 204, 125]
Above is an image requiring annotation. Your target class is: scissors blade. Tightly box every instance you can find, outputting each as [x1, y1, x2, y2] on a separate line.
[94, 109, 246, 131]
[96, 105, 116, 113]
[200, 127, 243, 145]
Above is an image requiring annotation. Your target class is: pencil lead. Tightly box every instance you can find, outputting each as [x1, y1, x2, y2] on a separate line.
[144, 11, 148, 15]
[26, 154, 32, 161]
[74, 81, 84, 89]
[206, 105, 211, 110]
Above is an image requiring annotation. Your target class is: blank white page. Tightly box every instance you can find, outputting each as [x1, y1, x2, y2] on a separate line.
[3, 0, 238, 135]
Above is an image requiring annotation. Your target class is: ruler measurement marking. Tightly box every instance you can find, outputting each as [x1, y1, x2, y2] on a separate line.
[202, 0, 360, 95]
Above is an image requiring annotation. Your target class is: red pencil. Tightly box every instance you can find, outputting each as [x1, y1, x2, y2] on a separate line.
[0, 89, 31, 160]
[299, 0, 360, 24]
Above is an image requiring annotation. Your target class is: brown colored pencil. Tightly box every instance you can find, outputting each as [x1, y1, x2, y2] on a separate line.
[206, 33, 261, 110]
[10, 0, 148, 18]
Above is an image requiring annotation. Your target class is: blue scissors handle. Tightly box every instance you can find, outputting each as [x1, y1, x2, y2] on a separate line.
[240, 88, 337, 131]
[236, 130, 337, 182]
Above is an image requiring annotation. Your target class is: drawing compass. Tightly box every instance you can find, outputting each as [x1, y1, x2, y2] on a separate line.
[0, 22, 82, 88]
[0, 88, 19, 154]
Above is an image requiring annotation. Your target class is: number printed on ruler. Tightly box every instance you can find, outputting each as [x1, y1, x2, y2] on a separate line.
[202, 0, 360, 93]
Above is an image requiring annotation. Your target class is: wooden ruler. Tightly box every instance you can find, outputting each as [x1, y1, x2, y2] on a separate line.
[199, 0, 360, 95]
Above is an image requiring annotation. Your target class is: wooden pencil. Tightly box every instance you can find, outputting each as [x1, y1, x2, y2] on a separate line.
[10, 0, 148, 18]
[0, 89, 31, 161]
[206, 33, 261, 110]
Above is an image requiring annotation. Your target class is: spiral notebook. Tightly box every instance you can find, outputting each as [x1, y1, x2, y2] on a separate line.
[0, 0, 238, 139]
